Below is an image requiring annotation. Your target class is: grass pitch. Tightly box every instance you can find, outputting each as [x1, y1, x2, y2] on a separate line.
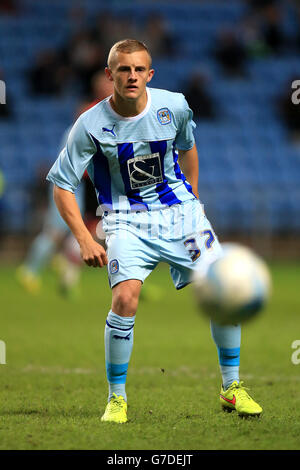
[0, 261, 299, 450]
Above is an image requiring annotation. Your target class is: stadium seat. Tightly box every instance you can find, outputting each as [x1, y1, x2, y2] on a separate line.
[0, 0, 299, 233]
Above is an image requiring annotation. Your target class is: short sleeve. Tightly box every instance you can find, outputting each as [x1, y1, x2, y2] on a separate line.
[175, 95, 196, 151]
[46, 116, 96, 193]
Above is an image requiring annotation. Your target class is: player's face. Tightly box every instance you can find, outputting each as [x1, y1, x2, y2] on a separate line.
[106, 50, 154, 101]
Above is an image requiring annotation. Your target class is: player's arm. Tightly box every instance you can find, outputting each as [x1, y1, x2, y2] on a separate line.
[175, 95, 199, 198]
[178, 143, 199, 199]
[47, 116, 107, 268]
[53, 185, 107, 267]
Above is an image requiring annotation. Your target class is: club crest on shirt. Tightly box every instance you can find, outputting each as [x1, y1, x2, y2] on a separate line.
[109, 259, 119, 274]
[157, 108, 171, 125]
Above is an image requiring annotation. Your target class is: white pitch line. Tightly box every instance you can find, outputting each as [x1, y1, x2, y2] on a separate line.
[20, 365, 300, 381]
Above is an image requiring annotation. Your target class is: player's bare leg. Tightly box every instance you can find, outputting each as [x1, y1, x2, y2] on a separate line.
[101, 279, 142, 423]
[53, 234, 82, 298]
[111, 279, 141, 317]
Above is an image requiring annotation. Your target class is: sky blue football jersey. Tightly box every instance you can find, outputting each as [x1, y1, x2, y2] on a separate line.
[46, 87, 197, 211]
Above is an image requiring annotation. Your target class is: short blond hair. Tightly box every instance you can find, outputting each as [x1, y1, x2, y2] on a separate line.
[107, 39, 152, 69]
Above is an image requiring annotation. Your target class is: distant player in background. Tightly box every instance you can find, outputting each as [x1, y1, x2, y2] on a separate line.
[17, 121, 85, 296]
[17, 73, 114, 296]
[47, 39, 263, 423]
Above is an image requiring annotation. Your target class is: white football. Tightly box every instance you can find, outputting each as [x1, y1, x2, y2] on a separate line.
[192, 243, 272, 325]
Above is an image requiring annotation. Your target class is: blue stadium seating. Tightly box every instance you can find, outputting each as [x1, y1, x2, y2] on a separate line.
[0, 0, 299, 233]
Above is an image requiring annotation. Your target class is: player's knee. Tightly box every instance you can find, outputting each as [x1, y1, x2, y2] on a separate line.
[112, 289, 139, 316]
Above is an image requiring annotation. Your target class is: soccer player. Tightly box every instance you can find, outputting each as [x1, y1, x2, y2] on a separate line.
[47, 39, 262, 422]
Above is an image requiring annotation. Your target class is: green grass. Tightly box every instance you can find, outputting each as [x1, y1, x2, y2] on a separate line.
[0, 262, 299, 450]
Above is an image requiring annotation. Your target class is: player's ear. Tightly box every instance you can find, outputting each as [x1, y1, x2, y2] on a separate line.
[105, 67, 114, 82]
[147, 68, 155, 83]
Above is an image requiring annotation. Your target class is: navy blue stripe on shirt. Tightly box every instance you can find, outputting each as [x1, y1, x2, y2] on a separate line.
[172, 142, 195, 196]
[90, 135, 112, 208]
[149, 140, 181, 206]
[117, 142, 149, 210]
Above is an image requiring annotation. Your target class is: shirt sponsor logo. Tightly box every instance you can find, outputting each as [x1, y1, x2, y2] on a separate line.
[109, 259, 119, 274]
[157, 107, 171, 125]
[127, 153, 163, 189]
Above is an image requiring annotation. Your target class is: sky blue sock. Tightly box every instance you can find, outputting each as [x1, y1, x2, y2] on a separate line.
[25, 232, 56, 274]
[105, 310, 135, 402]
[210, 321, 241, 390]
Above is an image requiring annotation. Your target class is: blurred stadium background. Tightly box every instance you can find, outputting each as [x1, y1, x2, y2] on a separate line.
[1, 0, 300, 262]
[0, 0, 300, 450]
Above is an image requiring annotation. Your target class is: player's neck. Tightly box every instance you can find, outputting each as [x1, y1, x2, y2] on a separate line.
[110, 90, 148, 118]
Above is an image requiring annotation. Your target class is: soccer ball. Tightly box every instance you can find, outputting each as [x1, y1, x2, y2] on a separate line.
[192, 243, 272, 325]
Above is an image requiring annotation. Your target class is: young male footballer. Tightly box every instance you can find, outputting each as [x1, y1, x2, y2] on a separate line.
[47, 39, 262, 423]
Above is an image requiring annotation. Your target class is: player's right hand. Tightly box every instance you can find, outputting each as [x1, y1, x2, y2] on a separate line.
[79, 237, 108, 268]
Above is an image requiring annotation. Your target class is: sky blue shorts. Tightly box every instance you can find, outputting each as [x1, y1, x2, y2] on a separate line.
[104, 199, 223, 290]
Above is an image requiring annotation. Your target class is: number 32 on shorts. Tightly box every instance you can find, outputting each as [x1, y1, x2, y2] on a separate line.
[184, 230, 215, 262]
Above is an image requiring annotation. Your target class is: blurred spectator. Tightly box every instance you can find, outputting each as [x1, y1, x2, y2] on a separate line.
[91, 12, 138, 56]
[278, 78, 300, 142]
[0, 97, 12, 119]
[241, 1, 286, 56]
[139, 14, 176, 58]
[29, 50, 70, 96]
[67, 5, 89, 34]
[64, 30, 105, 95]
[91, 12, 118, 52]
[260, 2, 285, 54]
[294, 4, 300, 52]
[0, 0, 17, 14]
[182, 70, 217, 120]
[214, 29, 248, 78]
[76, 71, 114, 114]
[89, 70, 113, 103]
[240, 15, 271, 58]
[247, 0, 278, 10]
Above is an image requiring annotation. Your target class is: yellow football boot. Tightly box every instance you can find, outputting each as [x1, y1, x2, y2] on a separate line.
[101, 393, 127, 424]
[16, 266, 41, 294]
[220, 381, 262, 416]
